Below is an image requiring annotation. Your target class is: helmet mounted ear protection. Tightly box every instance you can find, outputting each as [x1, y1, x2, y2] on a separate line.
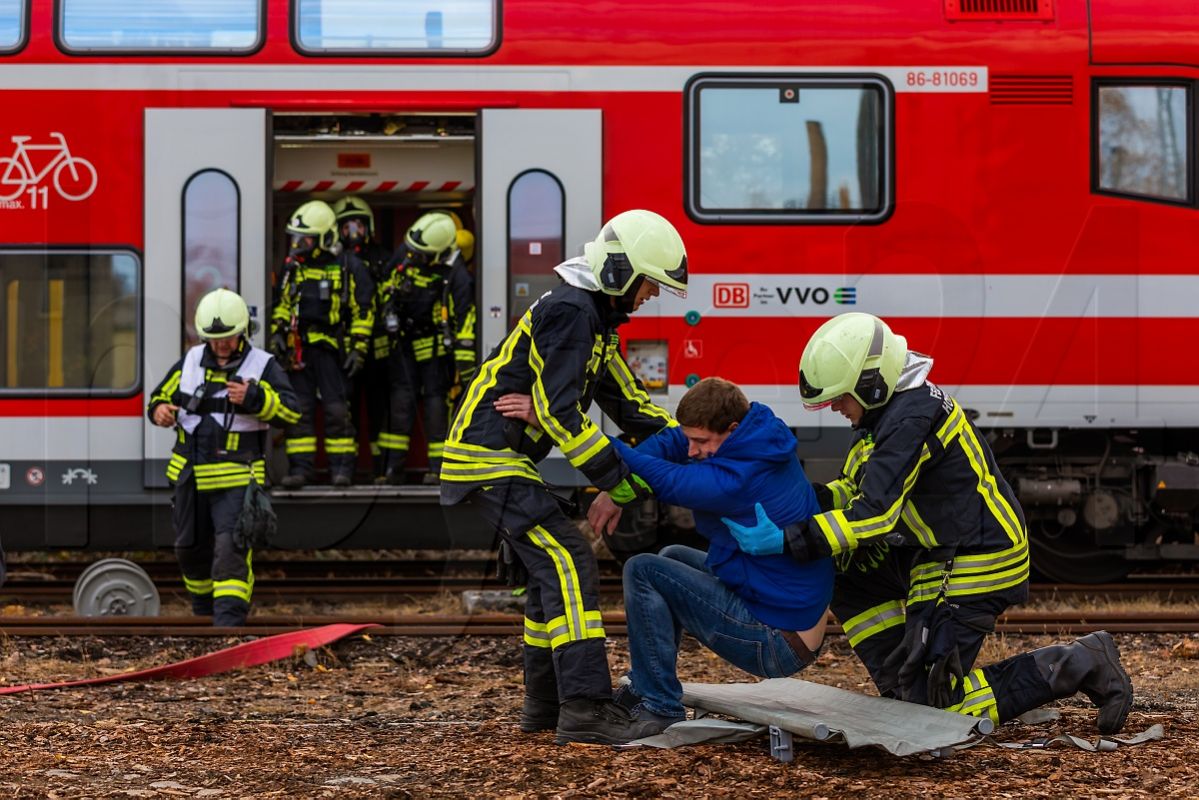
[851, 319, 891, 406]
[585, 209, 688, 299]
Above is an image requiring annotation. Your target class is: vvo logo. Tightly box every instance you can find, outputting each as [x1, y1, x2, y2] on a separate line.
[773, 286, 857, 305]
[713, 283, 749, 308]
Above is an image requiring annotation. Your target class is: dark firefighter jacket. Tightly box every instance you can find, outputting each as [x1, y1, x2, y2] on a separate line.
[787, 376, 1029, 606]
[381, 245, 476, 367]
[147, 342, 301, 491]
[271, 251, 374, 354]
[346, 241, 393, 360]
[441, 280, 675, 503]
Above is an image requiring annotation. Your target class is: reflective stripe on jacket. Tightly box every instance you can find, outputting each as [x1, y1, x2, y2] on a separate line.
[441, 282, 674, 500]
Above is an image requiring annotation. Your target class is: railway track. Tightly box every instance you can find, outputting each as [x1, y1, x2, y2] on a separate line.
[0, 610, 1194, 637]
[3, 580, 1198, 603]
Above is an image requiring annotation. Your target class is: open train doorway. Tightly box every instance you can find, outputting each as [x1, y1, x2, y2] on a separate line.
[268, 113, 477, 491]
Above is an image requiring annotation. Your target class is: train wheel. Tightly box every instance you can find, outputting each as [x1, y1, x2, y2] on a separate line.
[72, 558, 161, 617]
[1030, 534, 1131, 584]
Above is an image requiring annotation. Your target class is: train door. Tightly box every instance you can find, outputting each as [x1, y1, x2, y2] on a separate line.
[478, 109, 601, 354]
[143, 108, 270, 504]
[479, 109, 602, 483]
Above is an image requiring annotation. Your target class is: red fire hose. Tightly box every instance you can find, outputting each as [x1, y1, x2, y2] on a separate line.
[0, 623, 379, 695]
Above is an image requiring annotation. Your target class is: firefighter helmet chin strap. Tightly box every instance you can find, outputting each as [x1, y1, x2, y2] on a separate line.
[612, 275, 646, 315]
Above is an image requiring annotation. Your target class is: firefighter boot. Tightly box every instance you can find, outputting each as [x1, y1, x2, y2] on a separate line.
[520, 647, 559, 733]
[191, 593, 214, 617]
[555, 699, 673, 745]
[1032, 631, 1133, 734]
[213, 597, 250, 628]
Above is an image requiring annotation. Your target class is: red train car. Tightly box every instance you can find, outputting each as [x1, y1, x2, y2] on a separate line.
[0, 0, 1196, 579]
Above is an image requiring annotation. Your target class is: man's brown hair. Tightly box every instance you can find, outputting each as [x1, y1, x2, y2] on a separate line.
[675, 377, 750, 433]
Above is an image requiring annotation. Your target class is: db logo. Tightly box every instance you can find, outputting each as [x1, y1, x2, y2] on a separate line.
[713, 283, 749, 309]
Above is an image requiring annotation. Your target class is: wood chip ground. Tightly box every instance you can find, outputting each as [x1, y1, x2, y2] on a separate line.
[2, 628, 1197, 798]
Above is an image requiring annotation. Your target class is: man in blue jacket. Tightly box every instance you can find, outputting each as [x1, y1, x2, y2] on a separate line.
[587, 377, 834, 735]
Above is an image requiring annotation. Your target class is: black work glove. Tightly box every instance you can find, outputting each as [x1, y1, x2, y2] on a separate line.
[495, 540, 528, 587]
[342, 348, 365, 379]
[813, 483, 835, 512]
[835, 540, 890, 574]
[269, 331, 289, 359]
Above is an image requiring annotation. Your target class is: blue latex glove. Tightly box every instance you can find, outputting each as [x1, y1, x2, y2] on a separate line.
[721, 502, 784, 556]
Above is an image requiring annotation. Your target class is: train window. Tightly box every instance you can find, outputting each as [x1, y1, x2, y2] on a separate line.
[0, 250, 139, 395]
[0, 0, 26, 53]
[507, 169, 564, 326]
[293, 0, 496, 55]
[1094, 82, 1193, 206]
[685, 74, 893, 224]
[182, 170, 240, 349]
[58, 0, 262, 53]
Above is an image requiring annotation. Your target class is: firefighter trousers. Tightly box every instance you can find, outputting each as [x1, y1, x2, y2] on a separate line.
[172, 475, 253, 626]
[382, 342, 449, 476]
[467, 482, 611, 703]
[286, 345, 356, 480]
[362, 353, 390, 475]
[832, 544, 1042, 726]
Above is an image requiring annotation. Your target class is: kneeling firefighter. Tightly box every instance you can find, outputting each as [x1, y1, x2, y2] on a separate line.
[724, 312, 1133, 733]
[148, 289, 300, 626]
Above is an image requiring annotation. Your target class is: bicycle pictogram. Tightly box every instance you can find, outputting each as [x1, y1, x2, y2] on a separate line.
[0, 132, 98, 206]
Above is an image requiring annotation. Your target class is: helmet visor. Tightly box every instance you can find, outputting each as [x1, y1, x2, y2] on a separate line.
[648, 276, 687, 299]
[289, 233, 316, 252]
[799, 369, 837, 410]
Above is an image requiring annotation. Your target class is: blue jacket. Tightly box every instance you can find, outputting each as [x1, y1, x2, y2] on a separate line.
[611, 402, 833, 631]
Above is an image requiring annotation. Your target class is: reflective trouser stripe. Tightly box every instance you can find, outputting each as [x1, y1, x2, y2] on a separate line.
[545, 610, 605, 649]
[378, 432, 410, 451]
[427, 441, 444, 459]
[840, 600, 906, 649]
[326, 437, 357, 454]
[946, 668, 999, 724]
[527, 525, 588, 644]
[213, 551, 254, 603]
[524, 617, 552, 648]
[183, 576, 213, 597]
[286, 436, 318, 454]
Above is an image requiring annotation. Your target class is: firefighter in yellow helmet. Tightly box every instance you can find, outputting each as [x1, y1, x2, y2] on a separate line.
[332, 196, 394, 479]
[147, 289, 300, 626]
[375, 211, 475, 484]
[441, 209, 687, 745]
[269, 200, 375, 487]
[723, 312, 1133, 735]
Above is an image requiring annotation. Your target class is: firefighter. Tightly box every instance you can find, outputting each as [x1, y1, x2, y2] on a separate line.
[441, 209, 687, 745]
[376, 211, 474, 484]
[269, 200, 374, 487]
[148, 289, 300, 626]
[332, 195, 392, 479]
[724, 312, 1134, 734]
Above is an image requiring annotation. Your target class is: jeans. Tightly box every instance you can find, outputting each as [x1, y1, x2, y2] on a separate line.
[624, 544, 810, 718]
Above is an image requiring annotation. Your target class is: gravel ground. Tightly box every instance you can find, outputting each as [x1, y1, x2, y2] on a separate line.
[1, 625, 1197, 799]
